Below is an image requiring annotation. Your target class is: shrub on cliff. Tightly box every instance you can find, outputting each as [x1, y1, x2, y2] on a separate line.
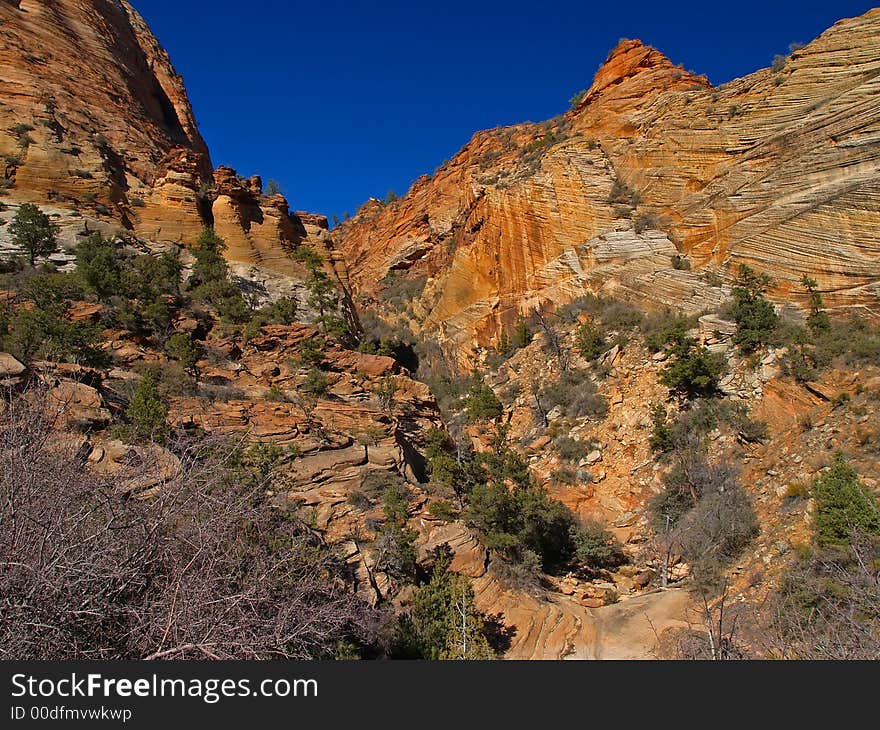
[659, 337, 726, 397]
[465, 378, 503, 423]
[811, 452, 880, 549]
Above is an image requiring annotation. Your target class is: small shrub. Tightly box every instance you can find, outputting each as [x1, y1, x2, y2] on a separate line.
[300, 367, 328, 396]
[125, 372, 169, 444]
[659, 338, 726, 397]
[783, 482, 810, 501]
[571, 521, 626, 572]
[608, 178, 641, 206]
[163, 332, 201, 374]
[427, 499, 457, 522]
[575, 320, 606, 361]
[347, 490, 372, 511]
[554, 435, 590, 463]
[642, 311, 696, 353]
[811, 452, 880, 548]
[671, 254, 691, 270]
[265, 384, 289, 402]
[539, 369, 608, 421]
[738, 417, 769, 443]
[551, 467, 578, 485]
[634, 211, 660, 233]
[465, 379, 503, 423]
[569, 89, 587, 109]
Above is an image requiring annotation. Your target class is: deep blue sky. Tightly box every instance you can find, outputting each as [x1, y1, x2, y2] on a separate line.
[135, 0, 875, 223]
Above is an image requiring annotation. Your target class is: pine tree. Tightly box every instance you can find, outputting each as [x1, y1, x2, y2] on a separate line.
[126, 372, 169, 444]
[802, 275, 831, 334]
[9, 203, 58, 265]
[730, 265, 778, 353]
[812, 452, 880, 548]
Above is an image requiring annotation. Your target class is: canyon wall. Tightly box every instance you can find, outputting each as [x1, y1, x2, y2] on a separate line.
[336, 9, 880, 354]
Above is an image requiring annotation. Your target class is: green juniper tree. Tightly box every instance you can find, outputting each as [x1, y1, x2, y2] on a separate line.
[811, 452, 880, 549]
[9, 203, 58, 265]
[729, 265, 778, 353]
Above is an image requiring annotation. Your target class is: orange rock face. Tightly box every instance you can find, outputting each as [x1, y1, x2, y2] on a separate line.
[0, 1, 352, 316]
[0, 0, 211, 210]
[337, 10, 880, 355]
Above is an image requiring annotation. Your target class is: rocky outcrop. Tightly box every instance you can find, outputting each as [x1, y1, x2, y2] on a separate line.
[336, 9, 880, 356]
[0, 0, 210, 211]
[0, 2, 350, 307]
[132, 148, 209, 244]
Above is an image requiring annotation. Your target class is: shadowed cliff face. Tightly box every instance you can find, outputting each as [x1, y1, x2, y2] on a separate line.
[336, 9, 880, 356]
[0, 0, 211, 205]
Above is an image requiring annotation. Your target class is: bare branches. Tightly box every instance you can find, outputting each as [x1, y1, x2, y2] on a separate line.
[762, 535, 880, 660]
[0, 388, 381, 659]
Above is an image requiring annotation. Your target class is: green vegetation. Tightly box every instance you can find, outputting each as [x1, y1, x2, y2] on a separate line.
[293, 245, 349, 342]
[1, 304, 105, 366]
[373, 481, 418, 584]
[392, 549, 496, 660]
[537, 369, 608, 421]
[571, 521, 626, 572]
[780, 277, 880, 382]
[769, 454, 880, 659]
[245, 296, 299, 340]
[728, 264, 779, 354]
[465, 378, 503, 423]
[575, 320, 606, 361]
[164, 332, 201, 375]
[811, 452, 880, 549]
[8, 203, 58, 265]
[802, 276, 831, 335]
[188, 228, 250, 323]
[75, 232, 181, 336]
[300, 367, 328, 396]
[649, 399, 765, 456]
[124, 372, 170, 444]
[554, 435, 591, 463]
[658, 337, 726, 398]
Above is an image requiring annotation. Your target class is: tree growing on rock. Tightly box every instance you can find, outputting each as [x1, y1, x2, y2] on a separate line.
[729, 264, 779, 353]
[9, 203, 58, 265]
